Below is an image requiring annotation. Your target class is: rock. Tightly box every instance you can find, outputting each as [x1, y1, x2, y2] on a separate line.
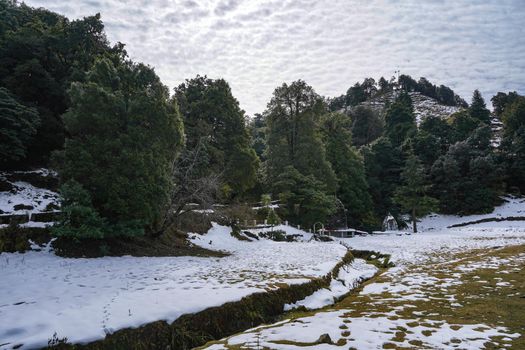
[13, 204, 34, 211]
[0, 178, 13, 192]
[315, 333, 333, 344]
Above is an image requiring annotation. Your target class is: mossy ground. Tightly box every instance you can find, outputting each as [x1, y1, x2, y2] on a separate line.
[201, 244, 524, 349]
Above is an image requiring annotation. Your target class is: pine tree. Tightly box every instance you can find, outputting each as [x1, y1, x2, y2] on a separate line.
[321, 113, 374, 228]
[0, 87, 40, 165]
[57, 58, 184, 236]
[174, 76, 258, 197]
[385, 92, 417, 147]
[469, 90, 491, 124]
[393, 154, 438, 233]
[274, 166, 336, 228]
[431, 125, 501, 214]
[363, 137, 404, 221]
[264, 80, 337, 192]
[501, 95, 525, 192]
[266, 208, 281, 229]
[450, 110, 482, 143]
[350, 106, 383, 147]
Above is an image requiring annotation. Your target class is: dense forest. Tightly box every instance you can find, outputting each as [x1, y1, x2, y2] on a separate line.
[1, 0, 524, 239]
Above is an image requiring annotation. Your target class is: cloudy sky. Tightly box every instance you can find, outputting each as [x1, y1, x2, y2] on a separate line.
[26, 0, 525, 115]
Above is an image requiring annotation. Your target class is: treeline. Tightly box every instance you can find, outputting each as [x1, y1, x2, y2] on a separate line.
[1, 1, 524, 238]
[328, 75, 468, 111]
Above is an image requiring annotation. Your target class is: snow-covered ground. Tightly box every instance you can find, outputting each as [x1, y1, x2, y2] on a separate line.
[1, 196, 524, 349]
[0, 224, 346, 349]
[418, 195, 525, 231]
[0, 169, 60, 215]
[201, 198, 525, 350]
[283, 259, 378, 311]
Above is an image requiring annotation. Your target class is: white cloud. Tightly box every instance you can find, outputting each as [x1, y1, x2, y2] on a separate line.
[25, 0, 525, 115]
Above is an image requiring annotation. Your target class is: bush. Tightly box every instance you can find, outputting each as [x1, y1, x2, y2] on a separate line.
[52, 181, 143, 240]
[266, 208, 281, 226]
[0, 222, 30, 253]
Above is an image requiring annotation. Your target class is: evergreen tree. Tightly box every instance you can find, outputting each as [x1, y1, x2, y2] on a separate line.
[362, 137, 404, 221]
[449, 110, 482, 143]
[264, 80, 336, 191]
[321, 113, 374, 228]
[266, 208, 281, 228]
[0, 1, 121, 165]
[431, 125, 501, 214]
[350, 106, 383, 147]
[385, 92, 417, 147]
[274, 166, 336, 228]
[249, 113, 267, 160]
[174, 76, 258, 197]
[501, 95, 525, 192]
[469, 90, 491, 124]
[57, 57, 184, 236]
[491, 91, 519, 117]
[52, 180, 107, 240]
[411, 130, 442, 169]
[0, 87, 40, 164]
[393, 154, 438, 233]
[420, 116, 452, 152]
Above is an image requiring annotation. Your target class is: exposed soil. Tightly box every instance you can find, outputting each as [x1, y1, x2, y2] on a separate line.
[52, 228, 226, 258]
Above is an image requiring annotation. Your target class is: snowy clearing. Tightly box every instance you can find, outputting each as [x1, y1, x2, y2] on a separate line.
[0, 223, 346, 349]
[200, 198, 525, 350]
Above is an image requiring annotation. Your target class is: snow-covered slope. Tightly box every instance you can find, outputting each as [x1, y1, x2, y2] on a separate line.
[0, 223, 346, 349]
[352, 91, 462, 125]
[0, 169, 60, 215]
[418, 195, 525, 232]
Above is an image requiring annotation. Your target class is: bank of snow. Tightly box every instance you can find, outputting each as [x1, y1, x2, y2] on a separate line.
[0, 223, 346, 349]
[284, 259, 378, 311]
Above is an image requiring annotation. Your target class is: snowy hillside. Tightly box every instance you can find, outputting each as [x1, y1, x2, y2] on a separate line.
[352, 91, 462, 125]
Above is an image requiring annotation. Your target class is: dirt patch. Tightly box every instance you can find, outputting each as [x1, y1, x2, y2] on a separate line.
[0, 224, 51, 253]
[52, 227, 225, 258]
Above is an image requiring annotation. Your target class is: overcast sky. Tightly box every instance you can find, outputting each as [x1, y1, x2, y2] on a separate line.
[26, 0, 525, 116]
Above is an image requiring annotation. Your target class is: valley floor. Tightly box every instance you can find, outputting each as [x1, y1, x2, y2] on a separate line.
[0, 197, 524, 349]
[201, 237, 524, 350]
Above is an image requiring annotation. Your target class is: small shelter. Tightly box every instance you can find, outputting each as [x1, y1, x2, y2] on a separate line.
[382, 213, 398, 231]
[323, 228, 368, 238]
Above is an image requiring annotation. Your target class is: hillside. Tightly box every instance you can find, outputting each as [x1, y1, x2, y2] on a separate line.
[348, 91, 463, 125]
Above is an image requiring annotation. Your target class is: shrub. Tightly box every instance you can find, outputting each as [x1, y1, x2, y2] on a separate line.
[0, 222, 30, 252]
[52, 181, 146, 240]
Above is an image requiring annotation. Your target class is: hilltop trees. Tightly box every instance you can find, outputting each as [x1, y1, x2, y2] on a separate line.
[56, 58, 184, 236]
[469, 90, 491, 124]
[491, 91, 519, 117]
[385, 92, 417, 147]
[350, 106, 383, 147]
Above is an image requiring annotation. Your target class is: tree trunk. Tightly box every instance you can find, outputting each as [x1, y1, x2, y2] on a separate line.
[412, 207, 417, 233]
